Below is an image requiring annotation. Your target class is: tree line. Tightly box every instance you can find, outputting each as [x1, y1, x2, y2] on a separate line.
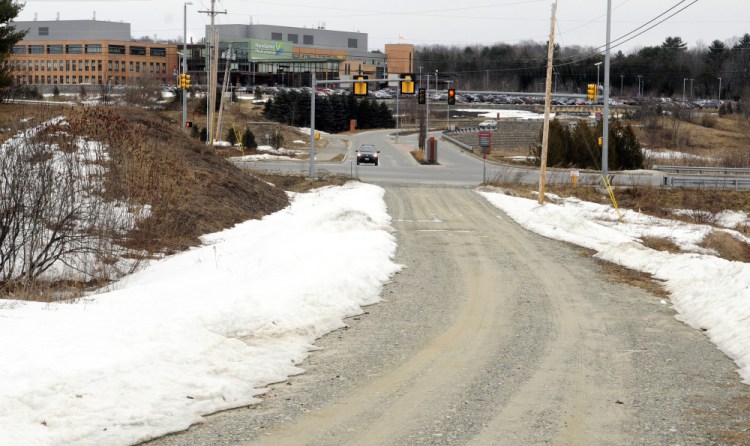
[414, 34, 750, 100]
[263, 90, 395, 133]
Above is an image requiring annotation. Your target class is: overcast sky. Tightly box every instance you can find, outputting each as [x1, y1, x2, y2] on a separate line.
[15, 0, 750, 52]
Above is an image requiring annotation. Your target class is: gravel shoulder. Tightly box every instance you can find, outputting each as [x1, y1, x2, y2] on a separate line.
[144, 185, 749, 446]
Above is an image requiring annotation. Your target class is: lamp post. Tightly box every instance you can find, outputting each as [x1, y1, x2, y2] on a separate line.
[182, 1, 192, 131]
[718, 77, 722, 101]
[690, 78, 694, 99]
[594, 61, 602, 91]
[683, 78, 687, 102]
[637, 75, 642, 98]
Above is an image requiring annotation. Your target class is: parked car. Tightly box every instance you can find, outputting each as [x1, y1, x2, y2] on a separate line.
[356, 144, 380, 166]
[478, 119, 498, 129]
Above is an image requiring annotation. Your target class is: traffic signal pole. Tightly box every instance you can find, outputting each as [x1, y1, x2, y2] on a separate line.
[307, 76, 403, 179]
[182, 2, 188, 131]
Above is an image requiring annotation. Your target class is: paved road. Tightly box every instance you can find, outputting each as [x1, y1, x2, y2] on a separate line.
[237, 129, 662, 188]
[145, 132, 749, 445]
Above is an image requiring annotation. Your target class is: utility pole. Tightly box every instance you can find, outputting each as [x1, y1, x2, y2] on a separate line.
[718, 77, 722, 100]
[602, 0, 612, 180]
[199, 0, 226, 145]
[537, 1, 557, 205]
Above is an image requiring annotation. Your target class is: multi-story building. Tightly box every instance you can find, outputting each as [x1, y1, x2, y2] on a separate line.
[5, 20, 179, 87]
[192, 24, 413, 88]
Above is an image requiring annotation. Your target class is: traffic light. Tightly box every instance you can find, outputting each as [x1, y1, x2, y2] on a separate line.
[447, 88, 456, 105]
[400, 73, 415, 95]
[354, 75, 368, 96]
[587, 83, 597, 100]
[178, 74, 184, 89]
[185, 121, 193, 128]
[183, 74, 191, 89]
[417, 88, 426, 104]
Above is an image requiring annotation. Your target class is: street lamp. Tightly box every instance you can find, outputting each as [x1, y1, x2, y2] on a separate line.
[683, 78, 688, 102]
[182, 1, 192, 131]
[637, 75, 642, 98]
[594, 61, 602, 90]
[718, 77, 722, 101]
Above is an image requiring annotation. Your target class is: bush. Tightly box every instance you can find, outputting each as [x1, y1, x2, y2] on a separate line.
[700, 114, 717, 128]
[535, 118, 644, 171]
[242, 128, 256, 150]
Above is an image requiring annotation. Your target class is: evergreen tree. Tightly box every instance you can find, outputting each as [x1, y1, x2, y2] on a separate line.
[0, 1, 26, 95]
[242, 128, 256, 149]
[226, 128, 237, 145]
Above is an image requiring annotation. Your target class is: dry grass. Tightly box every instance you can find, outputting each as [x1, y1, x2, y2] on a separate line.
[640, 236, 682, 254]
[700, 231, 750, 263]
[0, 102, 290, 269]
[578, 248, 670, 299]
[251, 172, 351, 193]
[633, 113, 750, 167]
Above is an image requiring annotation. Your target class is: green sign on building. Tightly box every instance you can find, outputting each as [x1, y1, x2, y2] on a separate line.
[249, 39, 292, 60]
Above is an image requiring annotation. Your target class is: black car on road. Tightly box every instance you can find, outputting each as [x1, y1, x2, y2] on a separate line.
[356, 144, 380, 166]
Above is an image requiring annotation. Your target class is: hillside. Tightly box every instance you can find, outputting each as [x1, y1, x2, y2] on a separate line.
[0, 103, 290, 295]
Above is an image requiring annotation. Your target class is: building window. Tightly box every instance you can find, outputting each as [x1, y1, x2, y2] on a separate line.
[271, 32, 282, 41]
[85, 44, 102, 54]
[11, 45, 25, 54]
[130, 46, 146, 56]
[130, 61, 134, 71]
[39, 27, 49, 36]
[303, 35, 314, 45]
[78, 60, 83, 71]
[66, 44, 82, 54]
[85, 60, 90, 71]
[53, 60, 58, 70]
[135, 62, 140, 72]
[29, 45, 44, 54]
[348, 39, 358, 49]
[47, 44, 63, 54]
[149, 62, 154, 73]
[150, 47, 166, 57]
[108, 45, 126, 55]
[288, 34, 298, 43]
[34, 60, 39, 71]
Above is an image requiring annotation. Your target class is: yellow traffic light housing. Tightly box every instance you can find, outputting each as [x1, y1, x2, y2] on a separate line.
[587, 83, 597, 100]
[184, 74, 191, 89]
[178, 74, 184, 89]
[447, 88, 456, 105]
[417, 88, 426, 104]
[354, 75, 368, 96]
[400, 74, 415, 95]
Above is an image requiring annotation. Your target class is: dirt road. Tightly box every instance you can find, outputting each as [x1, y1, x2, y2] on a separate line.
[147, 186, 748, 446]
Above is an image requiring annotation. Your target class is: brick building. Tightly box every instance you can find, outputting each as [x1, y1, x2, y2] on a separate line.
[4, 20, 179, 87]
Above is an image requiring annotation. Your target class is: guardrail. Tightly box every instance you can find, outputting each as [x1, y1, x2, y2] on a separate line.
[441, 132, 473, 152]
[664, 174, 750, 189]
[653, 165, 750, 175]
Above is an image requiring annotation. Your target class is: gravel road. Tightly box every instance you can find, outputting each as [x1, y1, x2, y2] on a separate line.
[144, 185, 749, 446]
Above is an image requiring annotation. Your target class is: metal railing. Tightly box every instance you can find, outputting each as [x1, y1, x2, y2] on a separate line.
[653, 165, 750, 175]
[663, 175, 750, 189]
[441, 132, 473, 152]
